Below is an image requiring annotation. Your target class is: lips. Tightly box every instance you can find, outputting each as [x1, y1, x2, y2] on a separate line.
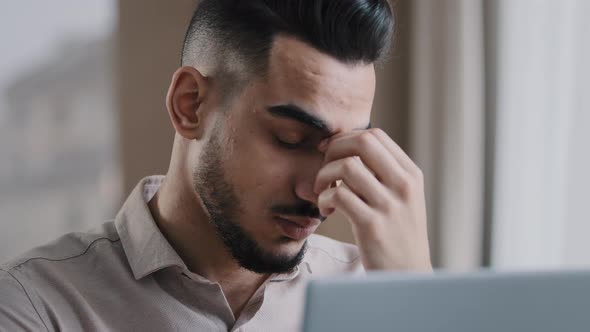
[274, 215, 321, 240]
[278, 215, 322, 228]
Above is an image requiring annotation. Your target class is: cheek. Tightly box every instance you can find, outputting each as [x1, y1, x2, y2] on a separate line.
[245, 148, 294, 188]
[233, 126, 287, 173]
[223, 132, 294, 196]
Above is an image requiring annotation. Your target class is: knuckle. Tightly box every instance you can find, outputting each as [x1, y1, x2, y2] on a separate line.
[358, 132, 375, 149]
[374, 193, 390, 210]
[398, 179, 412, 199]
[332, 187, 347, 204]
[340, 157, 357, 175]
[368, 128, 384, 137]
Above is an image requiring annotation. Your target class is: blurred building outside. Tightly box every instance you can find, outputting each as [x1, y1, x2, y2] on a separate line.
[0, 36, 121, 261]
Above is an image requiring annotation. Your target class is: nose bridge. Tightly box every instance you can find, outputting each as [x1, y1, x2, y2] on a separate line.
[293, 153, 324, 204]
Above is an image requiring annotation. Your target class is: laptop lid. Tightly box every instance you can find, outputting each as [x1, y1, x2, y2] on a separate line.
[303, 270, 590, 332]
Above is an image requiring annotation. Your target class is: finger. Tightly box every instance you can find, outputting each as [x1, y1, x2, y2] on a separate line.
[318, 184, 372, 225]
[314, 157, 391, 209]
[323, 129, 421, 176]
[323, 131, 411, 190]
[368, 128, 421, 175]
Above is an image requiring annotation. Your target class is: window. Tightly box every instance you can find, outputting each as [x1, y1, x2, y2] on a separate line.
[0, 0, 120, 262]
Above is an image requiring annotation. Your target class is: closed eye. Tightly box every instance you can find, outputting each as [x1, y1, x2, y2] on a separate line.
[275, 137, 303, 150]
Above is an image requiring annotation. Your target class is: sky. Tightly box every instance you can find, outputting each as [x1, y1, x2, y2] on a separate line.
[0, 0, 115, 122]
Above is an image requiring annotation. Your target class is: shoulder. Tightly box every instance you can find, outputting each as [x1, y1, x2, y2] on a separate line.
[0, 269, 49, 330]
[1, 221, 120, 272]
[0, 221, 123, 329]
[305, 234, 364, 275]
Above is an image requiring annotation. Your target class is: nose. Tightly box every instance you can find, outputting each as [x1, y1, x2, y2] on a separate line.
[293, 155, 324, 206]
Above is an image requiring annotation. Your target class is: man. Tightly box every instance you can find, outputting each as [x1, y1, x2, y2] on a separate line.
[0, 0, 431, 331]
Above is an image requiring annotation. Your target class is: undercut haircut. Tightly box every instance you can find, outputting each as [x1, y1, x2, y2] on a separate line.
[181, 0, 394, 98]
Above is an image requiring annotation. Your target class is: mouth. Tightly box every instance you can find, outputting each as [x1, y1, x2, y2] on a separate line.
[274, 215, 321, 241]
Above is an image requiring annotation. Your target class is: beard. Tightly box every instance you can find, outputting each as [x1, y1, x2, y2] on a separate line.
[193, 131, 307, 274]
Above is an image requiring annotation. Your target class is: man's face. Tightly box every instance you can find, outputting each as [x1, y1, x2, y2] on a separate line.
[194, 36, 376, 274]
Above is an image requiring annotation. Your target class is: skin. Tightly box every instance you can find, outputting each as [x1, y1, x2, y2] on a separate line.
[148, 35, 432, 319]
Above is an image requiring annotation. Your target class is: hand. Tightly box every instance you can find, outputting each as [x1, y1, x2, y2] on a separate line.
[315, 128, 432, 272]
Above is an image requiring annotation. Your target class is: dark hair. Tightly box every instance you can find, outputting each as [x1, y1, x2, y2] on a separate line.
[181, 0, 394, 91]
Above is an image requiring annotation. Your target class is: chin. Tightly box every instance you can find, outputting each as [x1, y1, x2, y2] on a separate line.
[267, 236, 307, 254]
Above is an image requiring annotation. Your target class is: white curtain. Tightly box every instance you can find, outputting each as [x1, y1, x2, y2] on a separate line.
[491, 0, 590, 269]
[410, 0, 486, 270]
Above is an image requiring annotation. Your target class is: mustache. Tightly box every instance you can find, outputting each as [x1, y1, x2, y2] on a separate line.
[271, 202, 327, 222]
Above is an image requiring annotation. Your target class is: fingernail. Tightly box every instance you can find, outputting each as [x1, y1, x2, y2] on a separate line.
[323, 208, 335, 216]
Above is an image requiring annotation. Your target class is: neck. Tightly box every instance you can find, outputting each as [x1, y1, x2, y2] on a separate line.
[147, 171, 270, 314]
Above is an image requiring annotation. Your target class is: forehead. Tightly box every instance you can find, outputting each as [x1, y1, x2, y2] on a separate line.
[261, 35, 375, 132]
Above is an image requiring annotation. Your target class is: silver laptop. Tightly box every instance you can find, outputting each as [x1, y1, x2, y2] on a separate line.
[303, 269, 590, 332]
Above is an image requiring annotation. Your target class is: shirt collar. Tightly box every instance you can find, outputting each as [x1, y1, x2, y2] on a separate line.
[115, 176, 187, 280]
[115, 176, 312, 281]
[270, 262, 313, 282]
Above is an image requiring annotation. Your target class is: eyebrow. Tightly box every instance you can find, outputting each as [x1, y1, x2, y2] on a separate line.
[268, 104, 332, 135]
[267, 104, 371, 135]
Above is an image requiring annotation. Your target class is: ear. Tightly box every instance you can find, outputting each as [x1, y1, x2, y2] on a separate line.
[166, 66, 210, 140]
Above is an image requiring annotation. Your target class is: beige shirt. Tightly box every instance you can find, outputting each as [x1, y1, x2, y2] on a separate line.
[0, 176, 363, 331]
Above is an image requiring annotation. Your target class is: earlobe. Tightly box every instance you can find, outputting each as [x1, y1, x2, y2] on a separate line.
[166, 66, 209, 140]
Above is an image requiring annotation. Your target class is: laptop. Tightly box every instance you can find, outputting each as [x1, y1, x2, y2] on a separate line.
[302, 269, 590, 332]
